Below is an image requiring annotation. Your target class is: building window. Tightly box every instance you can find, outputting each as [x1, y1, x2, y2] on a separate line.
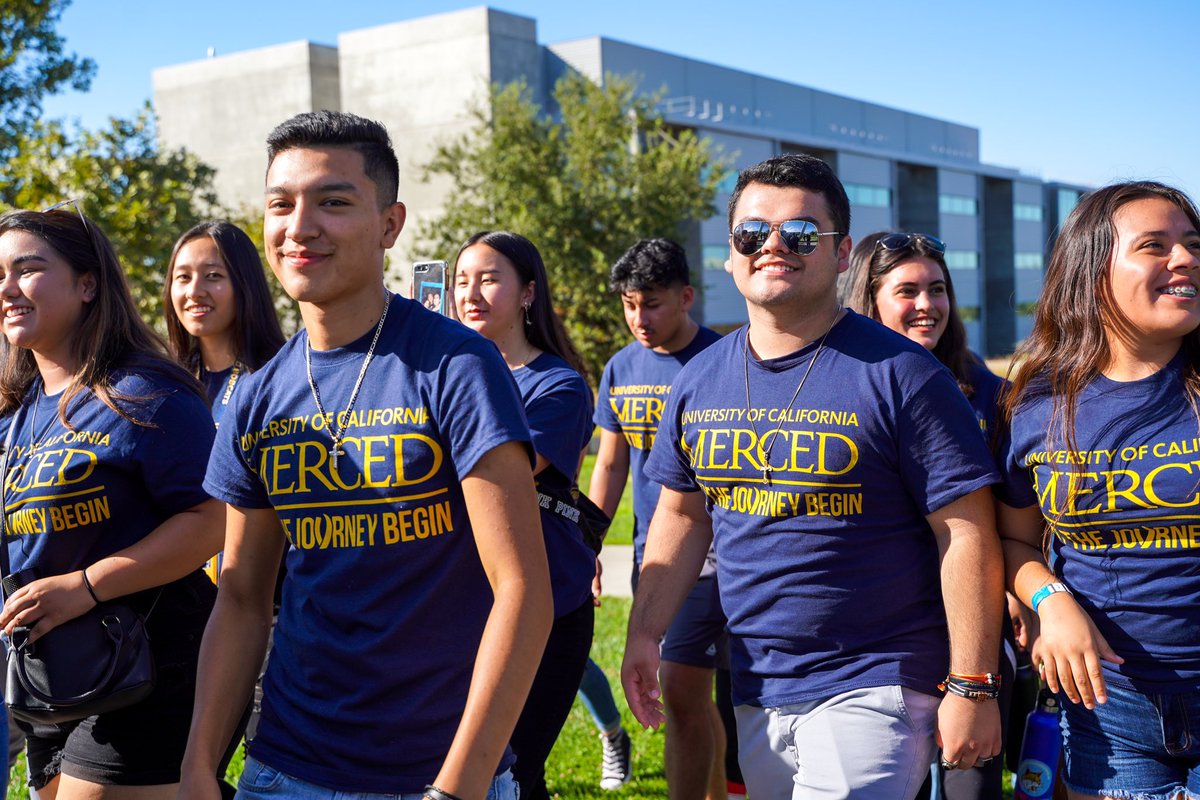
[1017, 302, 1038, 316]
[939, 194, 978, 216]
[844, 183, 891, 208]
[1014, 202, 1043, 222]
[945, 250, 979, 269]
[704, 166, 738, 195]
[1015, 253, 1044, 270]
[1057, 189, 1081, 227]
[959, 305, 980, 322]
[702, 245, 728, 271]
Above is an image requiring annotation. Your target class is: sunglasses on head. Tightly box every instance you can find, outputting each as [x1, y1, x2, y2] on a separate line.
[876, 232, 946, 255]
[730, 219, 843, 257]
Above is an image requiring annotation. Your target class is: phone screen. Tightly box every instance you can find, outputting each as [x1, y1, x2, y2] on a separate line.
[412, 260, 448, 316]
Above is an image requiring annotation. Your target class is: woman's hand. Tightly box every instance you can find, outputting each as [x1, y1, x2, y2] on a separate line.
[0, 570, 97, 643]
[1032, 592, 1124, 709]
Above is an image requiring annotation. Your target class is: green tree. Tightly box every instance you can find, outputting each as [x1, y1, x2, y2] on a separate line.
[3, 105, 222, 322]
[0, 0, 94, 160]
[417, 72, 729, 381]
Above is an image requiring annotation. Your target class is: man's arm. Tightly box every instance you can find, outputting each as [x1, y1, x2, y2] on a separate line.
[927, 486, 1004, 770]
[589, 428, 631, 519]
[434, 441, 553, 800]
[997, 500, 1121, 709]
[180, 505, 286, 800]
[621, 487, 712, 728]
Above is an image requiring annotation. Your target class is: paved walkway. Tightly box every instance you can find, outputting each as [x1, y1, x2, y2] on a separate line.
[597, 544, 634, 598]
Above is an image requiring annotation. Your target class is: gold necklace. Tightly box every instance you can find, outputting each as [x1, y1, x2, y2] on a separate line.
[743, 309, 840, 485]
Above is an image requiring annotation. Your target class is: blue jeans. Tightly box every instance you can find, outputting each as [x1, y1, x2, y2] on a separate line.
[1060, 680, 1200, 799]
[236, 755, 518, 800]
[578, 658, 621, 734]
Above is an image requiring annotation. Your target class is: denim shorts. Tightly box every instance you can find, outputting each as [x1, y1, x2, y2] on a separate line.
[1060, 680, 1200, 799]
[236, 755, 518, 800]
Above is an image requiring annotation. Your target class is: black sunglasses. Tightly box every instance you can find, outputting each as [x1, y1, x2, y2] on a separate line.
[730, 220, 844, 257]
[876, 232, 946, 255]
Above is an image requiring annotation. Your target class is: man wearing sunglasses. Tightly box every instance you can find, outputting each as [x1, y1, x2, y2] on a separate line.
[622, 153, 1005, 798]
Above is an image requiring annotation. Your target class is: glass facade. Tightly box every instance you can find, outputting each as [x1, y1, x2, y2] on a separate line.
[945, 250, 979, 269]
[1014, 202, 1043, 222]
[939, 194, 978, 216]
[1015, 252, 1044, 270]
[845, 183, 891, 208]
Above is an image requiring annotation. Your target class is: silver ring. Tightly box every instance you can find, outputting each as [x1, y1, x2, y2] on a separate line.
[976, 756, 994, 767]
[939, 758, 960, 770]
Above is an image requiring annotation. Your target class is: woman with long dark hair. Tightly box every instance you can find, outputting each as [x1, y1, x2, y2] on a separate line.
[454, 231, 595, 800]
[998, 181, 1200, 799]
[0, 204, 222, 798]
[845, 231, 1012, 799]
[163, 220, 285, 428]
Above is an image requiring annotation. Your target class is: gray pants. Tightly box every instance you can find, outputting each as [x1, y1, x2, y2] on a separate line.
[735, 685, 939, 800]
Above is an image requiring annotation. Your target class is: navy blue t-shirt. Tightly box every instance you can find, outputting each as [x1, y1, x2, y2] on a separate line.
[644, 311, 998, 706]
[965, 355, 1005, 440]
[1, 369, 214, 580]
[204, 296, 532, 793]
[200, 364, 243, 430]
[514, 352, 595, 617]
[594, 326, 721, 566]
[998, 353, 1200, 689]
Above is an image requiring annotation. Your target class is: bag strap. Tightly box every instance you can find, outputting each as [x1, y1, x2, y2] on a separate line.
[1, 407, 20, 595]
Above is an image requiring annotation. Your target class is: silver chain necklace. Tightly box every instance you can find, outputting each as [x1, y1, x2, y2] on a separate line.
[743, 309, 840, 485]
[305, 293, 392, 470]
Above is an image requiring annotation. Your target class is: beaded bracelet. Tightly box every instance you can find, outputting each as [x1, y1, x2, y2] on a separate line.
[938, 672, 1002, 702]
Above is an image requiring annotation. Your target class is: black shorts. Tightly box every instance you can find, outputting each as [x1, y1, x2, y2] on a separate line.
[19, 571, 215, 789]
[660, 573, 728, 670]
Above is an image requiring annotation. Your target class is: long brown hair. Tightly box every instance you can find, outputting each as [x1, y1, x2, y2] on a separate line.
[163, 220, 285, 372]
[843, 230, 973, 396]
[0, 208, 203, 426]
[1003, 181, 1200, 456]
[455, 231, 589, 381]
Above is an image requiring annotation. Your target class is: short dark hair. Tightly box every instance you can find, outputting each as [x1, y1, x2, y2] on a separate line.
[727, 154, 850, 238]
[609, 238, 691, 293]
[266, 111, 399, 208]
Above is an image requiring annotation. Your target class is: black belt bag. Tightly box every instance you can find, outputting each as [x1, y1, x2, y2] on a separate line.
[536, 467, 612, 555]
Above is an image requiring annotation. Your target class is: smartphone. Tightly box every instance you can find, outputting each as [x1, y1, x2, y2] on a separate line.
[412, 260, 448, 316]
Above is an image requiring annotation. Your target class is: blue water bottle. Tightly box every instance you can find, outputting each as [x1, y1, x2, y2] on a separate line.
[1014, 688, 1061, 800]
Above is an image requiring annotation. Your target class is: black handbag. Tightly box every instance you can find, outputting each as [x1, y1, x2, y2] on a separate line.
[0, 409, 158, 725]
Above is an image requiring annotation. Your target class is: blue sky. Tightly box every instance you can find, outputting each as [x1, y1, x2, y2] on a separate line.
[42, 0, 1200, 199]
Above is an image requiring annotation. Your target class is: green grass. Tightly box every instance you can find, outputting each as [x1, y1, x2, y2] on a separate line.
[578, 453, 635, 547]
[544, 597, 666, 798]
[3, 596, 1020, 798]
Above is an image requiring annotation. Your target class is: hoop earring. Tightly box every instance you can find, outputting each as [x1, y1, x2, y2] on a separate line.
[523, 303, 532, 326]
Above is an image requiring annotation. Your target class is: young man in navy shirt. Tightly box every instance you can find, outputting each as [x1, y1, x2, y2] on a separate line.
[590, 238, 724, 799]
[622, 154, 1005, 799]
[179, 111, 552, 800]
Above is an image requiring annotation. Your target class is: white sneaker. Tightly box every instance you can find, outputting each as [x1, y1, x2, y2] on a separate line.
[599, 728, 631, 790]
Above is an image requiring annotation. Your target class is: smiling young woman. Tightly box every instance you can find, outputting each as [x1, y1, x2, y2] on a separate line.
[163, 221, 286, 428]
[998, 181, 1200, 800]
[0, 205, 224, 800]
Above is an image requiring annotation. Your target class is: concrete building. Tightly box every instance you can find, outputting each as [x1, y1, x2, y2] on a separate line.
[153, 6, 1084, 356]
